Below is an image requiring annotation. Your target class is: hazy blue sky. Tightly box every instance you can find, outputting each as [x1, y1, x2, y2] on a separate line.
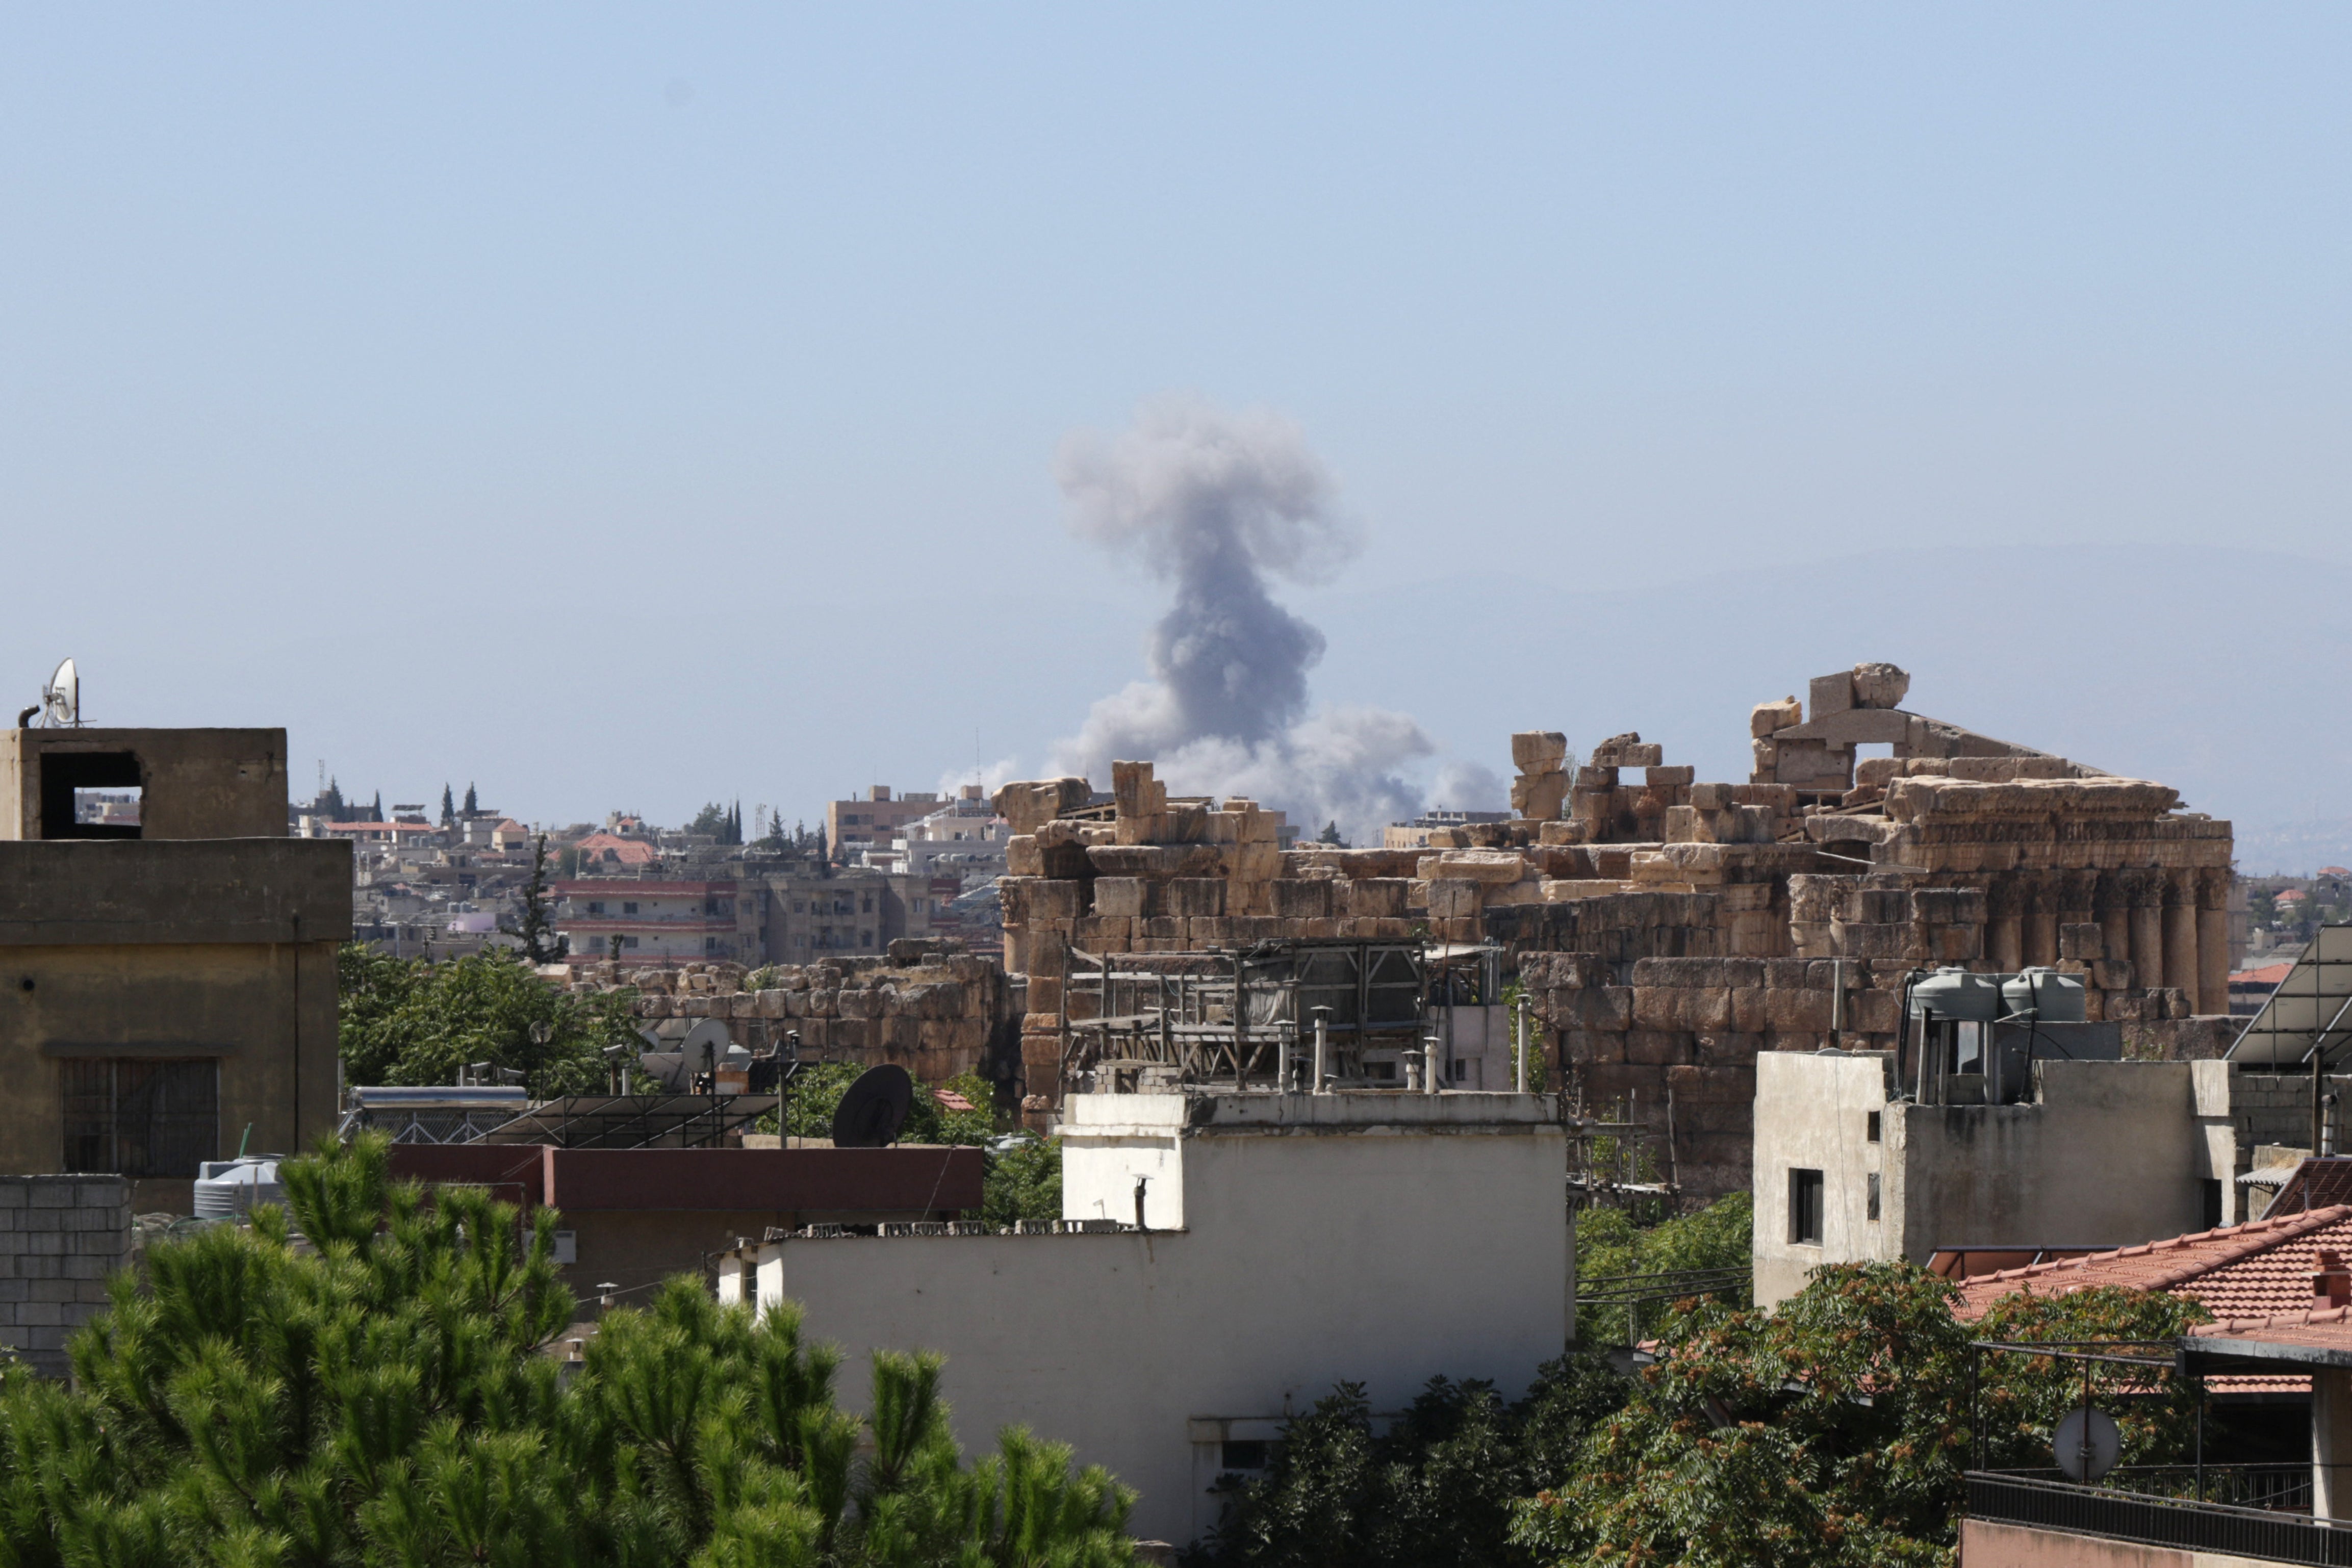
[3, 8, 2345, 845]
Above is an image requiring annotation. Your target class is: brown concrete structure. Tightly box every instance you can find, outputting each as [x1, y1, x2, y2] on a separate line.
[0, 727, 350, 1209]
[387, 1142, 985, 1301]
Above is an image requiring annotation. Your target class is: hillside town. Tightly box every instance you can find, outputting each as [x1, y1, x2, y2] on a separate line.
[11, 10, 2347, 1566]
[6, 657, 2351, 1562]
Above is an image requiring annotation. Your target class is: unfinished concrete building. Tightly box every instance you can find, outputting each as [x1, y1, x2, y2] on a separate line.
[989, 664, 2235, 1194]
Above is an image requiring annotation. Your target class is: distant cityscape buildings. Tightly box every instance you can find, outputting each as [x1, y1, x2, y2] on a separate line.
[299, 774, 1010, 965]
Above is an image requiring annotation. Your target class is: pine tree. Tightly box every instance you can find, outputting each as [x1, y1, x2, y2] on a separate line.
[0, 1136, 1139, 1567]
[463, 781, 478, 816]
[440, 783, 455, 827]
[369, 790, 384, 822]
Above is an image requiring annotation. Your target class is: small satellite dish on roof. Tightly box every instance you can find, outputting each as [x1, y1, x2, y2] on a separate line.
[2053, 1404, 2120, 1482]
[832, 1064, 914, 1148]
[39, 660, 77, 728]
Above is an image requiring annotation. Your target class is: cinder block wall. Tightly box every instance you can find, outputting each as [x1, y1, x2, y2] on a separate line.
[0, 1176, 129, 1378]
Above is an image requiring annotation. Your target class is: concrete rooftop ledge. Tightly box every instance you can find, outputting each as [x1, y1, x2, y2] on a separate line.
[1061, 1090, 1562, 1137]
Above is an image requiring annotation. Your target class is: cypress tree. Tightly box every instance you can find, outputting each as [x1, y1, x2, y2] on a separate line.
[440, 783, 455, 827]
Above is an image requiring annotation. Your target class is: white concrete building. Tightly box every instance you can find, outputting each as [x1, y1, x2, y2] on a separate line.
[719, 1089, 1571, 1547]
[1751, 1051, 2251, 1306]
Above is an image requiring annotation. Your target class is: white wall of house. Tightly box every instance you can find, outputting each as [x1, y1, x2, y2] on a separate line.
[720, 1090, 1570, 1547]
[1753, 1053, 2241, 1307]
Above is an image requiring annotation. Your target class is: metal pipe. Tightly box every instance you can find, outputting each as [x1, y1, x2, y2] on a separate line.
[1424, 1036, 1441, 1095]
[1515, 995, 1529, 1093]
[1312, 1007, 1331, 1096]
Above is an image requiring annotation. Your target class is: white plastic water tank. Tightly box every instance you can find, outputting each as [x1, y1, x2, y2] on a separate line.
[192, 1157, 286, 1220]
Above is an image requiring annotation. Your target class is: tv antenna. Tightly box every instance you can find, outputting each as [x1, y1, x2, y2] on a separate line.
[38, 660, 79, 728]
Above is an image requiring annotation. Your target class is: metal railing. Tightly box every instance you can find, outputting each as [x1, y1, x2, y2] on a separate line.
[1967, 1472, 2352, 1565]
[1981, 1465, 2314, 1513]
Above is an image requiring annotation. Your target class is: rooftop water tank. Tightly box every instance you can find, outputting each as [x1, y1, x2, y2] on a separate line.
[2001, 967, 2088, 1023]
[1909, 967, 2001, 1022]
[193, 1156, 286, 1220]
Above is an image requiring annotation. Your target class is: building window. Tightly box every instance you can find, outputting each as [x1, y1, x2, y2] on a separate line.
[1866, 1172, 1881, 1223]
[860, 930, 873, 948]
[861, 895, 874, 913]
[1865, 1111, 1881, 1143]
[623, 902, 639, 915]
[587, 901, 604, 915]
[791, 901, 804, 914]
[623, 935, 640, 949]
[62, 1059, 217, 1177]
[1788, 1168, 1825, 1246]
[704, 937, 720, 952]
[1220, 1441, 1269, 1472]
[795, 935, 807, 948]
[2202, 1178, 2224, 1231]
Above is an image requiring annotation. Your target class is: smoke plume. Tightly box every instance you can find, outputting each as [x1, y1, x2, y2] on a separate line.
[1049, 397, 1436, 841]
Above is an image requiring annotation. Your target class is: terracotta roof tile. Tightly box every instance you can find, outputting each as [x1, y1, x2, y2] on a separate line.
[1954, 1203, 2352, 1322]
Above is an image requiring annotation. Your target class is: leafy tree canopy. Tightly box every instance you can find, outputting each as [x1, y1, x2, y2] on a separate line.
[1510, 1263, 2210, 1568]
[1187, 1356, 1630, 1568]
[338, 944, 640, 1097]
[1574, 1193, 1751, 1344]
[0, 1135, 1137, 1568]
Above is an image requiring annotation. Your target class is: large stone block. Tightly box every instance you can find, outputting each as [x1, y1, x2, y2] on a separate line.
[1751, 697, 1803, 738]
[1165, 879, 1225, 918]
[1511, 772, 1569, 820]
[1270, 879, 1333, 919]
[1512, 731, 1569, 771]
[1092, 878, 1150, 919]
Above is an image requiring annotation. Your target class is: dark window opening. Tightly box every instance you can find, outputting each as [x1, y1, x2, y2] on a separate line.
[1220, 1441, 1269, 1471]
[1789, 1167, 1825, 1245]
[1867, 1172, 1882, 1222]
[62, 1059, 217, 1176]
[1865, 1111, 1881, 1143]
[40, 752, 142, 839]
[2202, 1177, 2225, 1231]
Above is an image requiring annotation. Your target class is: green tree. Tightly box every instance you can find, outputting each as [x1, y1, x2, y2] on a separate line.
[464, 781, 478, 815]
[1509, 1263, 2210, 1568]
[0, 1135, 1138, 1568]
[338, 943, 641, 1096]
[440, 783, 456, 828]
[501, 833, 569, 964]
[1187, 1355, 1630, 1568]
[979, 1136, 1063, 1229]
[1573, 1192, 1751, 1344]
[689, 802, 733, 839]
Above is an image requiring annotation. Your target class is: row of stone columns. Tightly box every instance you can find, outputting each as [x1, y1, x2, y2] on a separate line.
[1979, 867, 2230, 1016]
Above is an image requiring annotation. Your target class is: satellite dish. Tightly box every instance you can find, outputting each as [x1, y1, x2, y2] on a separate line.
[2053, 1404, 2120, 1482]
[831, 1064, 914, 1148]
[40, 660, 76, 728]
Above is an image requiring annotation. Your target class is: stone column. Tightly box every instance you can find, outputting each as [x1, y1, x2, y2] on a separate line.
[2197, 869, 2232, 1018]
[1986, 877, 2024, 973]
[2095, 872, 2133, 983]
[2127, 870, 2167, 993]
[2024, 874, 2060, 970]
[2164, 872, 2200, 1010]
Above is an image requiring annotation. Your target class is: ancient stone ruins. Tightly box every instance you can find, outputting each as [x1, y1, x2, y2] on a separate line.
[990, 662, 2235, 1198]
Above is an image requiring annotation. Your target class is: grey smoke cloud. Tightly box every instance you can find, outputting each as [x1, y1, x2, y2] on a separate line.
[1049, 396, 1443, 841]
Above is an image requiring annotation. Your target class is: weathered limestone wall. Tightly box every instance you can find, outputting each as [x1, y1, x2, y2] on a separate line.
[991, 664, 2239, 1189]
[575, 950, 1017, 1087]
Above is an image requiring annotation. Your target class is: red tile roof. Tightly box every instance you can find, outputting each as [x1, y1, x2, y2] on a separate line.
[2232, 962, 2295, 986]
[2189, 1302, 2352, 1355]
[1953, 1203, 2352, 1323]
